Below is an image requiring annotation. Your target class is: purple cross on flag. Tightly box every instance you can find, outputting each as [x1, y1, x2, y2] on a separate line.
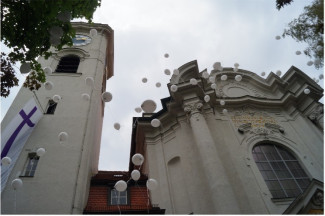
[1, 98, 43, 191]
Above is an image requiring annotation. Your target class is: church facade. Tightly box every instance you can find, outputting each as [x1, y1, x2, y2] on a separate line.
[130, 60, 324, 214]
[1, 22, 114, 214]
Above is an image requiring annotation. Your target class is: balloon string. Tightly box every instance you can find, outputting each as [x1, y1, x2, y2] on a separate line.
[14, 189, 17, 214]
[113, 190, 121, 215]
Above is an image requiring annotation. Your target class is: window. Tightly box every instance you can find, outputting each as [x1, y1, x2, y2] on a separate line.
[46, 100, 57, 114]
[21, 153, 39, 177]
[252, 144, 310, 199]
[110, 189, 128, 205]
[55, 55, 80, 73]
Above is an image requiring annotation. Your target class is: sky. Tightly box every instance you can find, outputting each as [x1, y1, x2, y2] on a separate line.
[1, 0, 324, 171]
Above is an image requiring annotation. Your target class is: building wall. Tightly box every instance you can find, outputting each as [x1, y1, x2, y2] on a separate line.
[136, 62, 323, 214]
[1, 23, 113, 214]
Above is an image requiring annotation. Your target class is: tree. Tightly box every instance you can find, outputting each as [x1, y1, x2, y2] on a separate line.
[1, 0, 101, 97]
[277, 0, 324, 69]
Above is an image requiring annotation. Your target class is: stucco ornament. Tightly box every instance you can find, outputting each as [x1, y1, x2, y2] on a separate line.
[184, 102, 203, 114]
[308, 105, 324, 129]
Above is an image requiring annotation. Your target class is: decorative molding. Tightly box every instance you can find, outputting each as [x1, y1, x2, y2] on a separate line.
[308, 105, 323, 121]
[53, 48, 90, 61]
[183, 102, 203, 115]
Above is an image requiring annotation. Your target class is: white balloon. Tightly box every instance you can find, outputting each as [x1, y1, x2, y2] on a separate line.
[202, 71, 209, 79]
[221, 75, 227, 81]
[276, 70, 282, 76]
[209, 76, 215, 83]
[20, 63, 31, 74]
[114, 123, 121, 130]
[52, 95, 61, 103]
[81, 93, 90, 101]
[155, 82, 161, 88]
[49, 26, 63, 37]
[204, 95, 210, 102]
[211, 83, 217, 89]
[90, 29, 97, 37]
[190, 78, 198, 85]
[58, 132, 68, 142]
[220, 100, 225, 106]
[36, 148, 46, 157]
[131, 170, 141, 181]
[213, 62, 221, 70]
[304, 88, 310, 94]
[11, 179, 23, 190]
[261, 72, 266, 76]
[222, 109, 228, 114]
[319, 74, 323, 80]
[135, 107, 142, 113]
[142, 77, 148, 83]
[235, 75, 242, 82]
[164, 69, 171, 75]
[85, 77, 94, 86]
[314, 59, 321, 65]
[307, 61, 314, 66]
[102, 92, 112, 102]
[57, 11, 71, 22]
[43, 66, 52, 75]
[275, 35, 281, 40]
[146, 178, 158, 191]
[164, 53, 169, 58]
[151, 119, 161, 127]
[315, 79, 319, 83]
[234, 63, 239, 68]
[295, 50, 301, 55]
[171, 85, 178, 92]
[50, 35, 61, 46]
[132, 153, 144, 166]
[2, 156, 12, 166]
[44, 81, 54, 90]
[115, 180, 127, 192]
[316, 45, 322, 51]
[173, 69, 180, 76]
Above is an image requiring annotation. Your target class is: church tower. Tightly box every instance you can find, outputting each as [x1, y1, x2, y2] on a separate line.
[1, 22, 114, 214]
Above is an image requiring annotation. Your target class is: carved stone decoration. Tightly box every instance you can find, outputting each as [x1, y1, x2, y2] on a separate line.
[218, 81, 269, 98]
[238, 123, 252, 134]
[265, 123, 285, 134]
[311, 191, 324, 208]
[308, 105, 324, 130]
[251, 127, 270, 136]
[183, 102, 203, 116]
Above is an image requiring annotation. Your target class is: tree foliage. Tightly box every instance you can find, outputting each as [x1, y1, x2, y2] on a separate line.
[276, 0, 294, 10]
[1, 53, 19, 97]
[1, 0, 101, 96]
[278, 0, 324, 69]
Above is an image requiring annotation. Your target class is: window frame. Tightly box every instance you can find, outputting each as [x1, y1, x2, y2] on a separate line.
[252, 143, 310, 199]
[108, 188, 130, 206]
[20, 153, 39, 177]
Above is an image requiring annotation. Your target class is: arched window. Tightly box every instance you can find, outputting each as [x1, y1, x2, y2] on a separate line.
[55, 55, 80, 73]
[252, 144, 310, 199]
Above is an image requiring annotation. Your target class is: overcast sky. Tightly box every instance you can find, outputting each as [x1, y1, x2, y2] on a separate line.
[1, 0, 323, 171]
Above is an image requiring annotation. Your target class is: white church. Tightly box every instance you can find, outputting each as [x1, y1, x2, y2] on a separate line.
[1, 22, 323, 214]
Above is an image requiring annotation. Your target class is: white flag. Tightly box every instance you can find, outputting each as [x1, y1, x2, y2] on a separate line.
[1, 98, 43, 191]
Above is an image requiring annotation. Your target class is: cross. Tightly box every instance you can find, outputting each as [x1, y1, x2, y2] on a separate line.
[1, 107, 37, 159]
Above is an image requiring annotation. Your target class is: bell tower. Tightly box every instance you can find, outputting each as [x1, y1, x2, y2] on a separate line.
[1, 22, 114, 214]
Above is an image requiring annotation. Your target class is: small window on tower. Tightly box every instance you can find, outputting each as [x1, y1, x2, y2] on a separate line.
[55, 55, 80, 73]
[46, 100, 57, 114]
[21, 153, 39, 177]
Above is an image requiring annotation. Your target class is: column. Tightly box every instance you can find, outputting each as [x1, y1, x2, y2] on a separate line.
[183, 99, 240, 214]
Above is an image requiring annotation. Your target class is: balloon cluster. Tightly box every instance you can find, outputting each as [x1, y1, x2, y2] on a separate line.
[113, 153, 158, 193]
